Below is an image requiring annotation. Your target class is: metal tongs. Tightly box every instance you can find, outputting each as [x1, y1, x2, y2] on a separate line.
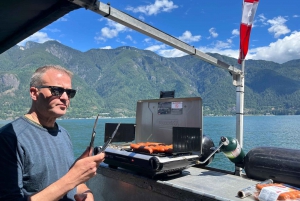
[98, 123, 120, 153]
[89, 114, 99, 156]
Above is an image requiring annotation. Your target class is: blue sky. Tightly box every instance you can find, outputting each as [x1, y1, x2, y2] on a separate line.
[18, 0, 300, 64]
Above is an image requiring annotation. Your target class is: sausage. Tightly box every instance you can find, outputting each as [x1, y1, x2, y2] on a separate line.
[145, 142, 165, 147]
[164, 145, 173, 153]
[152, 145, 166, 153]
[134, 145, 153, 154]
[130, 142, 173, 154]
[130, 142, 146, 149]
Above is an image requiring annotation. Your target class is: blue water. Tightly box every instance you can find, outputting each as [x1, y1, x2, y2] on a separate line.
[1, 115, 300, 172]
[203, 115, 300, 171]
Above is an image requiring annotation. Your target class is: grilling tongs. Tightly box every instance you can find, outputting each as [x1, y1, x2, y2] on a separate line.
[98, 123, 120, 153]
[89, 114, 99, 156]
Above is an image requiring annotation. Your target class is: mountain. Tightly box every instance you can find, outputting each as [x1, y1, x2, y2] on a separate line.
[0, 41, 299, 120]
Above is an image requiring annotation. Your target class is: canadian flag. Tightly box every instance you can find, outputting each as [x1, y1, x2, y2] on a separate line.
[238, 0, 259, 64]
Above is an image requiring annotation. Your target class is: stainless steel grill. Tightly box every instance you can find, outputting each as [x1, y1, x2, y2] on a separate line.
[98, 97, 203, 177]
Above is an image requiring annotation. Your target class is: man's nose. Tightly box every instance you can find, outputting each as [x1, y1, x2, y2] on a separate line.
[60, 91, 69, 99]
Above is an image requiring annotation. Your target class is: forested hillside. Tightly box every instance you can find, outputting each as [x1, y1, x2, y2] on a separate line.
[0, 41, 299, 120]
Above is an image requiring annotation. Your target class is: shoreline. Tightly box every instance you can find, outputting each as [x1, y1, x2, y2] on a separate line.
[1, 114, 299, 122]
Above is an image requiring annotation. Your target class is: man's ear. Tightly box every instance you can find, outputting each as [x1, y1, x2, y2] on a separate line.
[29, 87, 39, 100]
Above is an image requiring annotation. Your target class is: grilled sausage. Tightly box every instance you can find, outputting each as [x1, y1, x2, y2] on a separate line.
[130, 142, 172, 154]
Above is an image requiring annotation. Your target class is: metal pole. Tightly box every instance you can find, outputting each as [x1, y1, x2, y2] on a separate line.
[235, 59, 245, 175]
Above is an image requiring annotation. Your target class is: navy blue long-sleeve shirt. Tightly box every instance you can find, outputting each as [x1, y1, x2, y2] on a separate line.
[0, 116, 76, 201]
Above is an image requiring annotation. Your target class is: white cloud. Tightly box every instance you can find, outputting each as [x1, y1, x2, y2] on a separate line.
[144, 29, 300, 64]
[200, 31, 300, 64]
[145, 44, 166, 52]
[178, 31, 201, 43]
[293, 15, 299, 18]
[258, 14, 268, 26]
[267, 16, 291, 38]
[126, 35, 133, 41]
[126, 0, 178, 16]
[17, 32, 54, 46]
[189, 31, 300, 64]
[145, 44, 186, 57]
[126, 35, 136, 44]
[206, 39, 233, 50]
[189, 39, 237, 59]
[99, 46, 112, 49]
[159, 48, 186, 57]
[116, 38, 127, 45]
[145, 35, 236, 59]
[139, 15, 145, 21]
[143, 38, 152, 43]
[92, 10, 299, 64]
[249, 31, 300, 63]
[209, 28, 218, 38]
[101, 27, 117, 39]
[95, 19, 129, 42]
[199, 46, 239, 59]
[232, 29, 239, 37]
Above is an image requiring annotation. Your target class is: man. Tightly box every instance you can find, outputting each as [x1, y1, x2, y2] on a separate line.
[0, 65, 105, 201]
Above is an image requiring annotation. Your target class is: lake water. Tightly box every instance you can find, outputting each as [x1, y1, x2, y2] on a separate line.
[1, 115, 299, 172]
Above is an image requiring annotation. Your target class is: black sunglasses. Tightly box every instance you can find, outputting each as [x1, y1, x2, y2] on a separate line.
[37, 86, 76, 98]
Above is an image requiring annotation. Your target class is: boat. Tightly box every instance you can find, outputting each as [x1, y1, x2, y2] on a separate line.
[1, 0, 300, 200]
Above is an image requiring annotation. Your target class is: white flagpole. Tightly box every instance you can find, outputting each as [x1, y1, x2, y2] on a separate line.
[235, 0, 258, 175]
[237, 59, 245, 147]
[235, 59, 245, 175]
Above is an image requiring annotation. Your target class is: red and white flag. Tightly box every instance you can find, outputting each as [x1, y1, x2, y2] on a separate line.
[238, 0, 259, 64]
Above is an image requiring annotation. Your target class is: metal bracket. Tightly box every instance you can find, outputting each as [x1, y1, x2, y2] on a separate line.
[233, 74, 244, 87]
[103, 3, 111, 17]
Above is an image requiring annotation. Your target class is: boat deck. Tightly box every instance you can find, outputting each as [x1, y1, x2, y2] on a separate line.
[87, 164, 259, 201]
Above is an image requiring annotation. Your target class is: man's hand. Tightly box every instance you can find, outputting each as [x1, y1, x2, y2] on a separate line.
[26, 147, 104, 201]
[66, 147, 105, 189]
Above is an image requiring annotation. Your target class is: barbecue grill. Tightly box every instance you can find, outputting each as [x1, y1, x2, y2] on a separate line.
[96, 97, 207, 178]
